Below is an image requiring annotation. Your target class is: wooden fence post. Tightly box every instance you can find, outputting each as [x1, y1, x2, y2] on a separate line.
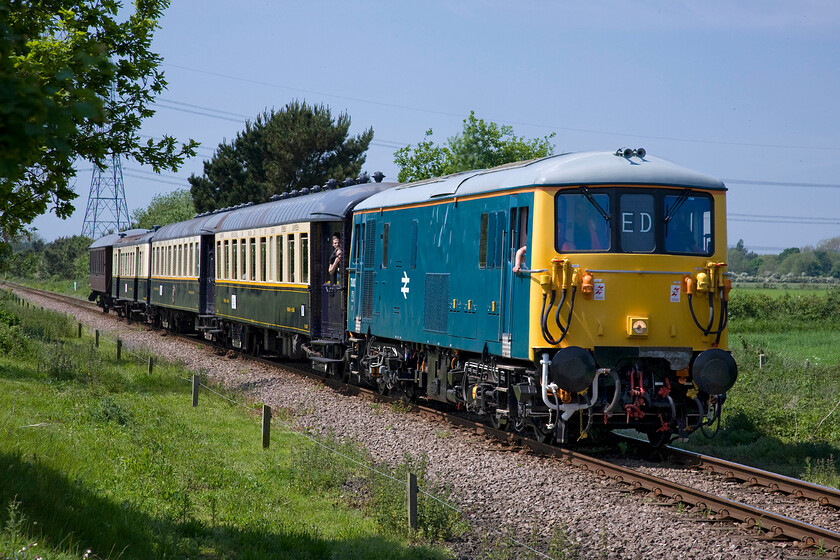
[95, 330, 100, 348]
[148, 356, 154, 374]
[262, 405, 271, 449]
[78, 322, 82, 338]
[192, 374, 199, 407]
[407, 472, 418, 530]
[116, 339, 122, 361]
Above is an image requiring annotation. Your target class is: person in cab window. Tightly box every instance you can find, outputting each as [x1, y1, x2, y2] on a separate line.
[557, 220, 574, 252]
[328, 233, 342, 283]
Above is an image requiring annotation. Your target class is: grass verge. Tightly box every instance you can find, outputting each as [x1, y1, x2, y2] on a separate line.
[0, 290, 461, 559]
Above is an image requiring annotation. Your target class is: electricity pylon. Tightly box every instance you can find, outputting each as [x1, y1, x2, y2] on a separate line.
[81, 88, 131, 239]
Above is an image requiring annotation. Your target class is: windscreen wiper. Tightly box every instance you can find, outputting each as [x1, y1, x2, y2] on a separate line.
[579, 186, 610, 222]
[664, 189, 692, 224]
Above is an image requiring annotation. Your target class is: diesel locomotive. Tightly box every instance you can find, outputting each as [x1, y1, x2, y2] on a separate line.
[90, 150, 738, 445]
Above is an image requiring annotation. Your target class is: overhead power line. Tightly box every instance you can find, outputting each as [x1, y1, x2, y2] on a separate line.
[729, 213, 839, 223]
[725, 179, 840, 189]
[164, 62, 840, 152]
[123, 172, 187, 187]
[729, 217, 840, 225]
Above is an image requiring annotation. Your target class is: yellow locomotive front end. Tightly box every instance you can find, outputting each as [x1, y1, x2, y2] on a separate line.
[521, 168, 736, 444]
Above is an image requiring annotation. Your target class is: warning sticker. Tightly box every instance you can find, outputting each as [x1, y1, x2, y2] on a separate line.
[670, 283, 681, 303]
[594, 281, 605, 301]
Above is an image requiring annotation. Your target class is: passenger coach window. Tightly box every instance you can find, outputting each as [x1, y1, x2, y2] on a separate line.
[620, 194, 655, 252]
[289, 236, 296, 282]
[223, 240, 229, 279]
[556, 192, 610, 252]
[250, 238, 256, 281]
[301, 234, 309, 283]
[260, 237, 267, 282]
[665, 194, 712, 254]
[240, 240, 246, 280]
[232, 240, 238, 280]
[276, 236, 284, 282]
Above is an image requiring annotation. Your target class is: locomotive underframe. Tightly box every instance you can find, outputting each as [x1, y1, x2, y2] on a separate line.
[346, 336, 717, 445]
[84, 286, 722, 447]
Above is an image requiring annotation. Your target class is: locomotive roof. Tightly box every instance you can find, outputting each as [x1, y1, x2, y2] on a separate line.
[214, 181, 400, 234]
[89, 228, 150, 249]
[353, 151, 726, 211]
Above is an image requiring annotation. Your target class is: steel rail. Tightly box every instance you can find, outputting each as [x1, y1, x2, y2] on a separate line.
[668, 446, 840, 509]
[7, 281, 840, 553]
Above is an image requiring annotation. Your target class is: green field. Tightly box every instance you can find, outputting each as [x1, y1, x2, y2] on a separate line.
[683, 288, 840, 487]
[0, 293, 461, 560]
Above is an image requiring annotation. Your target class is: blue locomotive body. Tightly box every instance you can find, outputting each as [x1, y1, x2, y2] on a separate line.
[347, 183, 533, 361]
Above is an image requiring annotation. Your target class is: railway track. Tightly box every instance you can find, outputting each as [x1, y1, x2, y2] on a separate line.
[6, 281, 840, 554]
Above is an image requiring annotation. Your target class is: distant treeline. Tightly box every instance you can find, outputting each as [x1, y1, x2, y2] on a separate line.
[0, 234, 91, 281]
[3, 233, 839, 285]
[728, 237, 840, 279]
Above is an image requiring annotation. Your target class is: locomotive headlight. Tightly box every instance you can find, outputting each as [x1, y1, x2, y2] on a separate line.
[627, 316, 649, 338]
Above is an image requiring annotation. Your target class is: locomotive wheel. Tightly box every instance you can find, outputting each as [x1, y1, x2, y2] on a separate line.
[490, 413, 507, 431]
[645, 427, 674, 447]
[375, 377, 390, 395]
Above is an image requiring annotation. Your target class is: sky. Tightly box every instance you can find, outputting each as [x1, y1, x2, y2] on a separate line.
[32, 0, 840, 254]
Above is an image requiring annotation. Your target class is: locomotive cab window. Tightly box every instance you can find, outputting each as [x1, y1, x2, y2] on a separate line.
[664, 194, 712, 255]
[620, 194, 655, 253]
[555, 191, 610, 252]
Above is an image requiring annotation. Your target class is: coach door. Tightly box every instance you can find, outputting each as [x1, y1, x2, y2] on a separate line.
[200, 235, 215, 315]
[319, 223, 346, 340]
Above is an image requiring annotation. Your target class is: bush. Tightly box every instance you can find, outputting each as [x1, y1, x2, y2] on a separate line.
[362, 454, 466, 542]
[88, 396, 133, 426]
[728, 288, 840, 325]
[0, 322, 28, 357]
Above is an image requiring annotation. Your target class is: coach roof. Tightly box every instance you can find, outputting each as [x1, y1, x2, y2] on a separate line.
[214, 181, 399, 234]
[90, 228, 150, 249]
[353, 151, 725, 211]
[152, 212, 230, 242]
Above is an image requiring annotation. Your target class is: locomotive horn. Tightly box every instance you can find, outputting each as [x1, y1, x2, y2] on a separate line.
[635, 147, 646, 158]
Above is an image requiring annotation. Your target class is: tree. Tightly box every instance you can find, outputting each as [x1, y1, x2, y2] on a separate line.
[0, 0, 198, 241]
[727, 239, 762, 275]
[41, 235, 92, 279]
[189, 101, 373, 212]
[132, 189, 196, 229]
[0, 232, 45, 278]
[394, 111, 556, 183]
